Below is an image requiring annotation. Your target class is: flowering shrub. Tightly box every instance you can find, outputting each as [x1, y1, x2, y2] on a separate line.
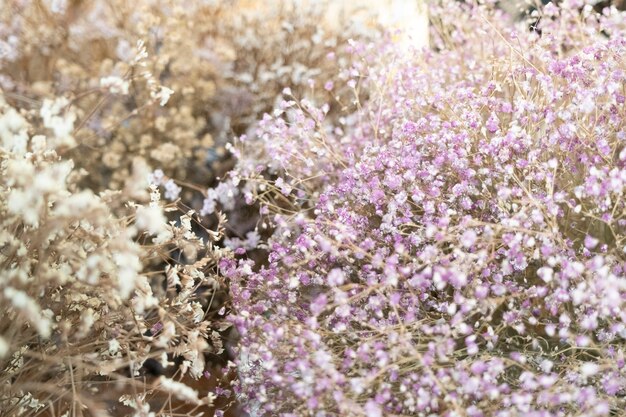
[222, 2, 626, 416]
[0, 95, 232, 417]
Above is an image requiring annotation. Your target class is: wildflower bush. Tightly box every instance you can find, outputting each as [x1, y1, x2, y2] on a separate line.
[218, 1, 626, 416]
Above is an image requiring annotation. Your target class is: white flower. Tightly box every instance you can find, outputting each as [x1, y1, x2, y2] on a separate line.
[540, 359, 553, 373]
[40, 98, 76, 146]
[108, 339, 120, 355]
[100, 76, 130, 95]
[152, 86, 174, 106]
[579, 94, 595, 114]
[134, 40, 148, 64]
[132, 403, 155, 417]
[327, 268, 345, 286]
[30, 135, 47, 152]
[158, 377, 201, 405]
[52, 190, 100, 217]
[7, 189, 42, 227]
[113, 251, 141, 298]
[135, 205, 168, 236]
[537, 266, 553, 283]
[580, 362, 599, 377]
[4, 287, 51, 338]
[0, 106, 29, 155]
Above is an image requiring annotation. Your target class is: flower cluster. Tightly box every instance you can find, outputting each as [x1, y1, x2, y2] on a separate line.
[223, 2, 626, 416]
[0, 95, 231, 417]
